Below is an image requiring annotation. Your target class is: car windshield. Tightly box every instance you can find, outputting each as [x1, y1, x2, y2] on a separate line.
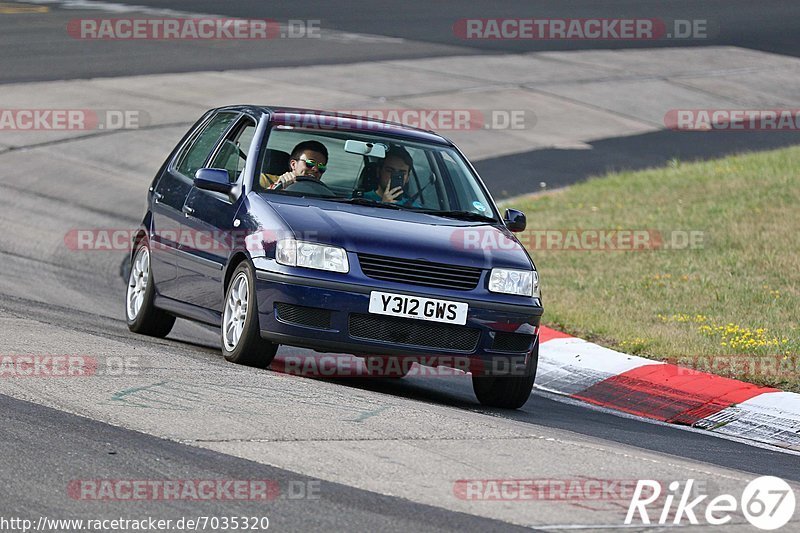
[257, 126, 497, 220]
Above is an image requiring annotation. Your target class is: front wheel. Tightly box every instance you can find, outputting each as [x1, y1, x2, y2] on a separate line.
[472, 338, 539, 409]
[222, 262, 278, 368]
[126, 240, 175, 337]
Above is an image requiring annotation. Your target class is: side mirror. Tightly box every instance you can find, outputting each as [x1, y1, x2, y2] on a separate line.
[195, 168, 235, 195]
[504, 209, 526, 233]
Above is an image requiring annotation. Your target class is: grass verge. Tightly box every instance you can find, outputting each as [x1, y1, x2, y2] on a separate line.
[504, 147, 800, 391]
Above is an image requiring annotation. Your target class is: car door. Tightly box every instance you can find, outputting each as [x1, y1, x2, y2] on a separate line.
[177, 115, 258, 311]
[150, 111, 239, 301]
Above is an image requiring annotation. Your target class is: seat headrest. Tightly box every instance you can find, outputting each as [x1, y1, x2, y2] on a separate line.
[357, 160, 381, 192]
[263, 149, 291, 175]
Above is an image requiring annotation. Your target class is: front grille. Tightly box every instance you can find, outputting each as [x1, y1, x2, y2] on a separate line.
[349, 313, 480, 352]
[358, 253, 482, 291]
[275, 303, 332, 329]
[491, 332, 534, 352]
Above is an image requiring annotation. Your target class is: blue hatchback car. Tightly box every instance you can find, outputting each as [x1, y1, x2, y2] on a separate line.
[126, 106, 543, 408]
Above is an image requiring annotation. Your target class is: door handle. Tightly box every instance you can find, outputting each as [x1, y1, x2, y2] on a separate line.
[182, 205, 194, 217]
[152, 190, 163, 203]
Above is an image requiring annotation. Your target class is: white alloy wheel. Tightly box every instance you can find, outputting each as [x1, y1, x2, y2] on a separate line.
[126, 246, 150, 321]
[223, 272, 249, 350]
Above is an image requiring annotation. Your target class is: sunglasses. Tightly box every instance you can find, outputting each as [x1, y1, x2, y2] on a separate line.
[296, 157, 327, 173]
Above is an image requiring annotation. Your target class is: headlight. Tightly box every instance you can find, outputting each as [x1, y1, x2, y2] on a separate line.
[488, 268, 539, 297]
[275, 239, 349, 273]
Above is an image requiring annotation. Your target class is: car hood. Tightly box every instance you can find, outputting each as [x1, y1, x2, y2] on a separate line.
[265, 198, 532, 270]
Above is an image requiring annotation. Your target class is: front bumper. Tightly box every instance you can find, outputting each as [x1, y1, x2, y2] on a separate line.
[254, 267, 543, 374]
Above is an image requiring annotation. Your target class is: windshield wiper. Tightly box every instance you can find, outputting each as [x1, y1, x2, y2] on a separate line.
[332, 197, 404, 210]
[418, 209, 496, 222]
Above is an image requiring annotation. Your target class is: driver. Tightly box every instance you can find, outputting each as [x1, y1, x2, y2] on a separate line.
[259, 140, 328, 190]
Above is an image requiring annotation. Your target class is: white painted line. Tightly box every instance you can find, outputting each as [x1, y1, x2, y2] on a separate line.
[6, 0, 216, 17]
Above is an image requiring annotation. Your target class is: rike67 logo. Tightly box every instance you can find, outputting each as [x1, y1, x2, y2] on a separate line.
[626, 477, 796, 530]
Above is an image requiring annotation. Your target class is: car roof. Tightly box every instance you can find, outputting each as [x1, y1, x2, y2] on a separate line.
[212, 105, 453, 145]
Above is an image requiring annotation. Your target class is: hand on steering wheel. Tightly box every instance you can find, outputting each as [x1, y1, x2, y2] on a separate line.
[269, 171, 297, 190]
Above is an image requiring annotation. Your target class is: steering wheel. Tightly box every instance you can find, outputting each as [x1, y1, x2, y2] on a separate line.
[283, 176, 337, 197]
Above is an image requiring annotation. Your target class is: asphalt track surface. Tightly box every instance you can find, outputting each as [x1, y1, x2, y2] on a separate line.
[0, 394, 532, 532]
[1, 1, 800, 531]
[2, 0, 800, 84]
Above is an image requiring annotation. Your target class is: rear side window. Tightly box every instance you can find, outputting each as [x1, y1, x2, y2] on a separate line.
[174, 112, 238, 179]
[208, 118, 257, 182]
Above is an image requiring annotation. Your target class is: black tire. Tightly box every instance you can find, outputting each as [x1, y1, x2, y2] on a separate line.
[472, 338, 539, 409]
[221, 261, 278, 368]
[125, 240, 175, 338]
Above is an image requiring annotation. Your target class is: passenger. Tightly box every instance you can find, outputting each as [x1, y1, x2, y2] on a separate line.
[260, 140, 328, 189]
[363, 145, 419, 207]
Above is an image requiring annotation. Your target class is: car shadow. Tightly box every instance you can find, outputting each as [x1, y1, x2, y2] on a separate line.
[475, 129, 800, 199]
[269, 349, 483, 408]
[150, 335, 800, 480]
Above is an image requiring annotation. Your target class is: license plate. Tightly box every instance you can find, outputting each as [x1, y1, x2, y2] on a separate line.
[368, 291, 468, 325]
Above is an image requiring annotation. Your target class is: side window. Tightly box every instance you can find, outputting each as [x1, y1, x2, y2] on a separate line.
[438, 153, 466, 211]
[208, 118, 257, 182]
[174, 112, 238, 179]
[439, 151, 489, 213]
[405, 148, 439, 209]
